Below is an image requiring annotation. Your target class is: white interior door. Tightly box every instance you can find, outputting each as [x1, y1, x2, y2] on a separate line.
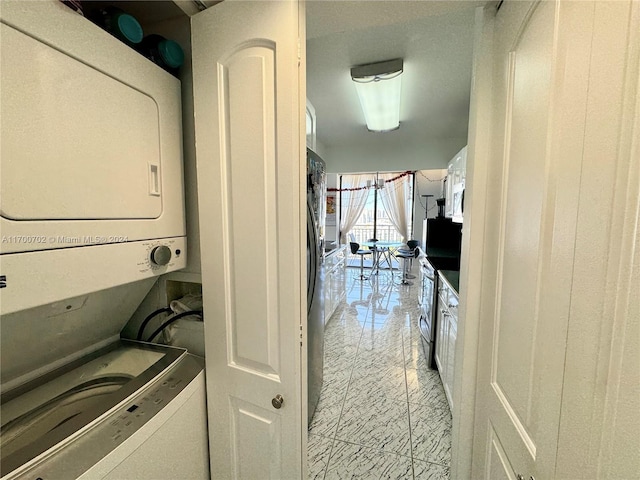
[191, 1, 304, 478]
[472, 1, 600, 478]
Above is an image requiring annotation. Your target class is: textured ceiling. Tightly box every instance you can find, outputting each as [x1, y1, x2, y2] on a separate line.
[306, 1, 483, 151]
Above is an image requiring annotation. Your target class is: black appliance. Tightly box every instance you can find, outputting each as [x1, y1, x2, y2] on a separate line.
[419, 217, 462, 369]
[425, 217, 462, 271]
[418, 259, 437, 368]
[436, 197, 446, 218]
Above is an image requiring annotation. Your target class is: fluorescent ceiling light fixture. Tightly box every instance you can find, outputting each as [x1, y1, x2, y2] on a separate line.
[351, 59, 403, 132]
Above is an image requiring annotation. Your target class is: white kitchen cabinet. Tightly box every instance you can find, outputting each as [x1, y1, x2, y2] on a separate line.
[434, 294, 447, 376]
[444, 145, 467, 219]
[306, 99, 317, 151]
[435, 272, 458, 411]
[323, 245, 346, 324]
[444, 308, 457, 406]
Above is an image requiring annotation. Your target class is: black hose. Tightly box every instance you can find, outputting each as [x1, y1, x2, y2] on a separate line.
[146, 310, 203, 344]
[136, 307, 172, 341]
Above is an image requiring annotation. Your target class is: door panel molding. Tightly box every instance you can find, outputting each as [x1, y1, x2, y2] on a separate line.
[217, 41, 281, 377]
[491, 382, 536, 458]
[229, 397, 282, 479]
[489, 1, 556, 472]
[191, 0, 303, 477]
[486, 422, 516, 480]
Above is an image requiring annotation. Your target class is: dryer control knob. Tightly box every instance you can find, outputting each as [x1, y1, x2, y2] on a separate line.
[150, 245, 172, 266]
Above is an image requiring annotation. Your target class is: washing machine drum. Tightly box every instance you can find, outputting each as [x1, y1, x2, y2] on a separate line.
[0, 340, 205, 479]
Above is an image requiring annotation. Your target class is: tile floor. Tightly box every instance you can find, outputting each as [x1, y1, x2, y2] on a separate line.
[308, 265, 452, 479]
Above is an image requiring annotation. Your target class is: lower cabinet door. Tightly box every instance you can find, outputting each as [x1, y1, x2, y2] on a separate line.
[444, 315, 456, 410]
[324, 270, 333, 324]
[336, 258, 346, 303]
[435, 296, 448, 375]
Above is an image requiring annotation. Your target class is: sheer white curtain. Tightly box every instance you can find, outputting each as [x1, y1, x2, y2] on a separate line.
[378, 172, 411, 242]
[339, 174, 369, 243]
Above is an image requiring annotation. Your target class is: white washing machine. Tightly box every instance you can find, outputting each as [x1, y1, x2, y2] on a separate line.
[0, 340, 209, 480]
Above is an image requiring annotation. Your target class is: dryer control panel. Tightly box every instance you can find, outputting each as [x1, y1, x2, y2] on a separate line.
[137, 239, 184, 274]
[1, 237, 187, 315]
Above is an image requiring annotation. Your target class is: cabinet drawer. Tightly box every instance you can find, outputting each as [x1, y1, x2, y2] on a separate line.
[446, 294, 458, 317]
[324, 245, 346, 270]
[438, 284, 450, 306]
[437, 277, 458, 313]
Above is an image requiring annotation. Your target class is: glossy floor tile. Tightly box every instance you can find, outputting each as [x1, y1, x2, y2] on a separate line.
[308, 265, 451, 479]
[324, 440, 413, 480]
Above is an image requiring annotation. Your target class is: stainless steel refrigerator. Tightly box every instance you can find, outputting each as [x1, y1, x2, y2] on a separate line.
[306, 148, 325, 425]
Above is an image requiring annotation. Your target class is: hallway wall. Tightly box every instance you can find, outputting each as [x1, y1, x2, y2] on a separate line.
[323, 137, 466, 173]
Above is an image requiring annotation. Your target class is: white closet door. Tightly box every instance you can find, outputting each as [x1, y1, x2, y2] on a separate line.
[191, 0, 305, 478]
[472, 1, 599, 478]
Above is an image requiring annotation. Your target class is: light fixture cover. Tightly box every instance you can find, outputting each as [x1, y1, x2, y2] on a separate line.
[351, 59, 403, 132]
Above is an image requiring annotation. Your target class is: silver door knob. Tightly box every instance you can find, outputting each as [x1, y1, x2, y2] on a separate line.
[272, 394, 284, 409]
[516, 475, 525, 480]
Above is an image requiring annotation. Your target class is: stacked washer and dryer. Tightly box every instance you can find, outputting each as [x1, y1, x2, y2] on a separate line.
[0, 2, 208, 479]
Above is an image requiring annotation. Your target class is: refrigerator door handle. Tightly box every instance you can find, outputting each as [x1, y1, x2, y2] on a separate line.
[307, 197, 318, 315]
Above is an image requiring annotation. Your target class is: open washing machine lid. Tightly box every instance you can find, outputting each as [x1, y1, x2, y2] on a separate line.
[0, 279, 159, 391]
[0, 340, 186, 477]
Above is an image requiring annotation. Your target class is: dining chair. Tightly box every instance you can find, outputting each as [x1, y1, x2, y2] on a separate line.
[394, 249, 414, 285]
[399, 239, 420, 273]
[349, 242, 372, 280]
[394, 240, 419, 284]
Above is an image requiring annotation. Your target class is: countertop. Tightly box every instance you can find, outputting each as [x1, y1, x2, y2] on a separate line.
[424, 248, 461, 271]
[426, 247, 460, 259]
[439, 270, 460, 297]
[324, 244, 345, 257]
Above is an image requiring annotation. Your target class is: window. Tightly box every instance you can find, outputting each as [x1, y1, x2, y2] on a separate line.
[341, 172, 414, 244]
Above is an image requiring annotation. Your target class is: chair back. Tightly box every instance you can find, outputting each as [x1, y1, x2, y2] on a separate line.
[349, 242, 360, 254]
[407, 240, 419, 250]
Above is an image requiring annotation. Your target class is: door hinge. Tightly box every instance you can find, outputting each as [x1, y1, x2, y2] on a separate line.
[297, 38, 301, 66]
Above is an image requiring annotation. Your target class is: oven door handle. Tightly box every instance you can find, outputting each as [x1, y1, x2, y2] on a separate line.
[419, 316, 431, 340]
[423, 274, 435, 282]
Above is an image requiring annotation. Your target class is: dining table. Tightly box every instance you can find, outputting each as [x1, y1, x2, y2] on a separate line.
[359, 240, 406, 277]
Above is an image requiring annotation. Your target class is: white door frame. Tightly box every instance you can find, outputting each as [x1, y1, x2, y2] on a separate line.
[450, 5, 496, 479]
[454, 1, 640, 478]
